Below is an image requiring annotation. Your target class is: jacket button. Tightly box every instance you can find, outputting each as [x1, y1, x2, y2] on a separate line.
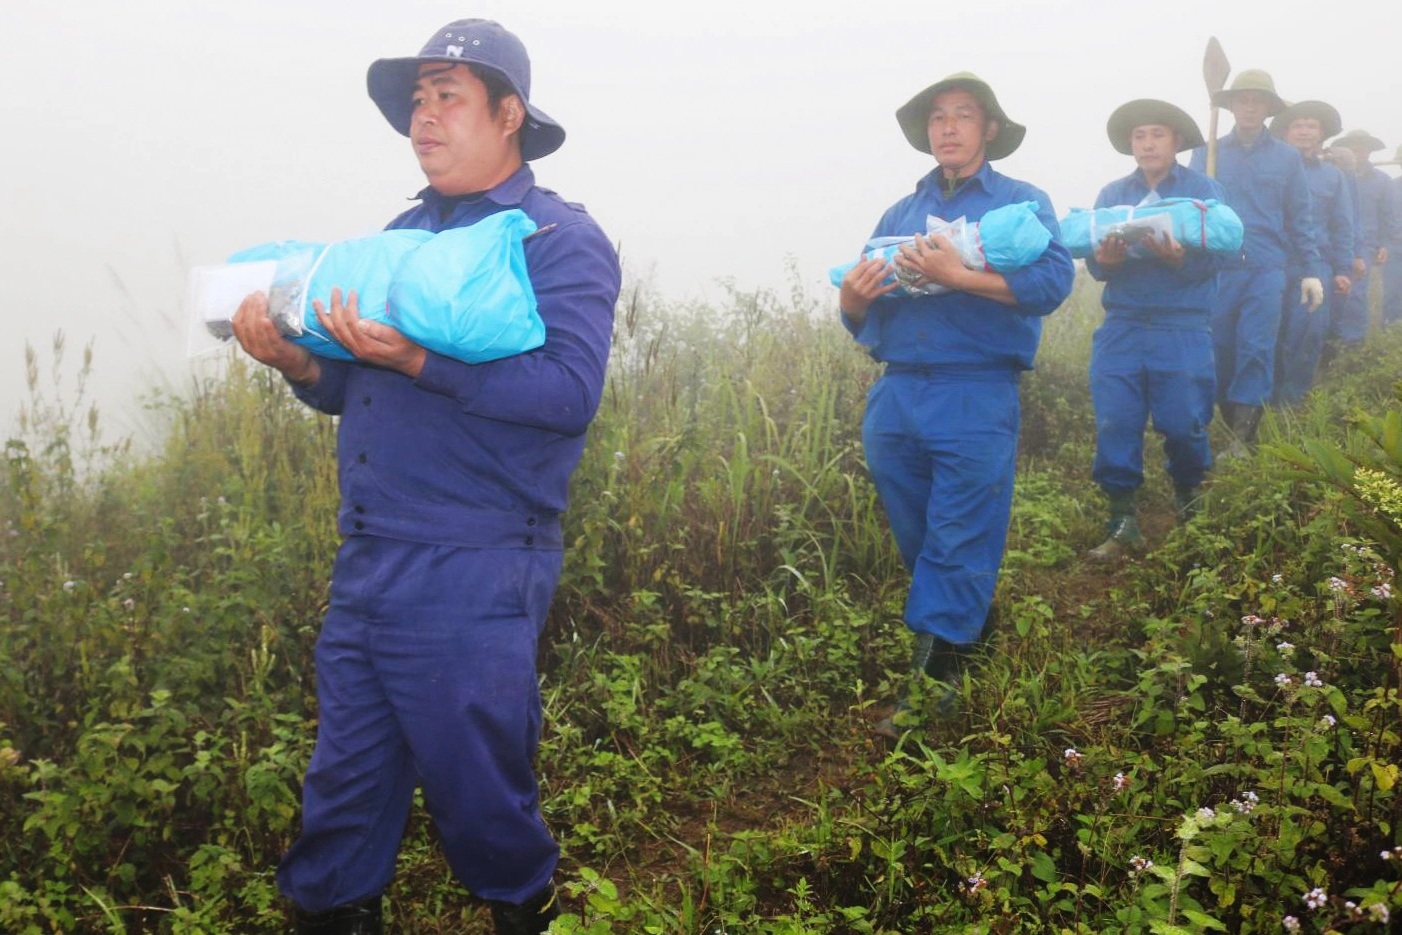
[526, 517, 537, 527]
[358, 453, 367, 463]
[362, 395, 372, 406]
[354, 521, 365, 531]
[524, 536, 534, 546]
[354, 505, 365, 514]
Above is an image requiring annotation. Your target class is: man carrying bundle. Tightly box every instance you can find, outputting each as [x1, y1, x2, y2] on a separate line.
[837, 73, 1074, 736]
[1189, 70, 1320, 455]
[1271, 101, 1355, 406]
[1084, 100, 1227, 560]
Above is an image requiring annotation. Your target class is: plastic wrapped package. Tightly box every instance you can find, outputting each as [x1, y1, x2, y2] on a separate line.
[190, 209, 545, 364]
[1059, 198, 1244, 260]
[829, 201, 1052, 296]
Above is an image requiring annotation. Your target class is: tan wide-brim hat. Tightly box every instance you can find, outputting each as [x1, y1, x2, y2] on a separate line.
[895, 71, 1026, 161]
[1331, 128, 1386, 152]
[1269, 100, 1343, 141]
[1106, 99, 1204, 155]
[1210, 69, 1286, 114]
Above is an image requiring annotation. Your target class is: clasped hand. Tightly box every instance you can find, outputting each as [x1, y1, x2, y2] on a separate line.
[895, 232, 967, 288]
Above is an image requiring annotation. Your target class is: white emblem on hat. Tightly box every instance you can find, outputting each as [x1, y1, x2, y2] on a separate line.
[445, 45, 463, 57]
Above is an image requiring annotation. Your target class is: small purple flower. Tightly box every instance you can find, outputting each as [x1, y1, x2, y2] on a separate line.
[1129, 855, 1152, 873]
[62, 580, 76, 592]
[1373, 582, 1393, 600]
[1276, 641, 1295, 654]
[1319, 715, 1336, 728]
[1304, 887, 1327, 910]
[1328, 576, 1349, 593]
[1111, 772, 1129, 794]
[122, 598, 135, 611]
[1282, 916, 1300, 933]
[1274, 673, 1292, 687]
[1241, 613, 1265, 626]
[1303, 672, 1323, 688]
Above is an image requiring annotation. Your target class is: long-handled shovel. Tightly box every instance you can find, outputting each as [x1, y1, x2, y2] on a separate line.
[1203, 37, 1231, 177]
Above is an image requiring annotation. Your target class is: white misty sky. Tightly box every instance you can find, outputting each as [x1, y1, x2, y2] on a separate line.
[3, 0, 1399, 440]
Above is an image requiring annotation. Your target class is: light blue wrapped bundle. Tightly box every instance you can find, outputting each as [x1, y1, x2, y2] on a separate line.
[1059, 197, 1244, 260]
[228, 209, 544, 364]
[828, 201, 1051, 296]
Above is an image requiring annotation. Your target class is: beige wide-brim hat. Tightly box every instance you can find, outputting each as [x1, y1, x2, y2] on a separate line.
[1270, 100, 1344, 141]
[1106, 99, 1204, 155]
[1210, 69, 1286, 114]
[895, 71, 1026, 161]
[1331, 128, 1386, 152]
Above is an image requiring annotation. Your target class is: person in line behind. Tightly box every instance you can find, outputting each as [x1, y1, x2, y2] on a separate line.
[837, 73, 1074, 737]
[1270, 100, 1355, 407]
[1084, 100, 1227, 560]
[1328, 129, 1397, 349]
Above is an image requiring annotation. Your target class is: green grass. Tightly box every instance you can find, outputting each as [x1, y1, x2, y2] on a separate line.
[2, 274, 1401, 933]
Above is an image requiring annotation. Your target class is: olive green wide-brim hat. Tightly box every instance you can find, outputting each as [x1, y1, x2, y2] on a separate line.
[1269, 100, 1343, 141]
[1378, 144, 1402, 166]
[1106, 99, 1204, 155]
[1332, 128, 1386, 152]
[1210, 68, 1286, 114]
[896, 71, 1026, 160]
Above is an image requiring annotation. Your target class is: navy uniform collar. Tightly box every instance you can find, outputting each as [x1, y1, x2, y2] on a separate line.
[412, 164, 536, 210]
[916, 159, 996, 198]
[1132, 161, 1182, 190]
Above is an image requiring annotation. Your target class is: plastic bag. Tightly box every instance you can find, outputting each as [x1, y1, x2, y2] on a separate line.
[201, 209, 545, 364]
[1059, 198, 1244, 260]
[829, 201, 1051, 296]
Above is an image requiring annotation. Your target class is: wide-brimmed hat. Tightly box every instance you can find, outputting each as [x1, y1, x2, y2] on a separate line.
[1331, 128, 1386, 153]
[367, 19, 565, 161]
[1377, 144, 1402, 166]
[1106, 99, 1203, 154]
[895, 72, 1026, 160]
[1269, 100, 1343, 141]
[1210, 69, 1286, 114]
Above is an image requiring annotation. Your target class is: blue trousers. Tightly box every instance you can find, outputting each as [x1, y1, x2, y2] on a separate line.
[276, 536, 563, 912]
[1090, 315, 1215, 496]
[862, 369, 1018, 646]
[1383, 256, 1402, 326]
[1211, 266, 1285, 407]
[1274, 277, 1333, 406]
[1332, 261, 1371, 343]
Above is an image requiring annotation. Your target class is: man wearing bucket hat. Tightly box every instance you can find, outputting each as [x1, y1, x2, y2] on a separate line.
[1082, 99, 1226, 560]
[1270, 101, 1355, 406]
[230, 18, 620, 935]
[1378, 144, 1402, 328]
[1189, 69, 1320, 454]
[1329, 128, 1398, 346]
[838, 73, 1074, 737]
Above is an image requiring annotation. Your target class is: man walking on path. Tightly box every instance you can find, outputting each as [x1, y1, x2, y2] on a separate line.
[838, 73, 1073, 736]
[1189, 70, 1321, 454]
[231, 18, 621, 935]
[1271, 101, 1355, 406]
[1380, 146, 1402, 328]
[1329, 128, 1397, 346]
[1084, 99, 1226, 561]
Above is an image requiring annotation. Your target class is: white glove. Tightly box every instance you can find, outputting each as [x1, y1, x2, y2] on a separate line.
[1300, 277, 1324, 313]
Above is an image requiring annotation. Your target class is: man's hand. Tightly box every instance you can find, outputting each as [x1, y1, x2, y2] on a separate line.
[1300, 277, 1325, 313]
[896, 232, 968, 289]
[1376, 246, 1389, 265]
[1092, 233, 1128, 271]
[838, 256, 900, 326]
[1333, 274, 1352, 296]
[1353, 257, 1367, 278]
[1140, 231, 1185, 269]
[314, 287, 428, 379]
[230, 291, 320, 385]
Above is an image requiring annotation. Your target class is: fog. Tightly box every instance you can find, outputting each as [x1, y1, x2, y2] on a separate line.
[3, 0, 1398, 442]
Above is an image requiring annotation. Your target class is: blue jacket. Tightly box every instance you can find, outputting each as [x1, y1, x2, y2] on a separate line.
[843, 161, 1075, 372]
[291, 165, 621, 549]
[1190, 129, 1318, 271]
[1353, 165, 1400, 255]
[1391, 177, 1402, 251]
[1298, 156, 1355, 278]
[1085, 162, 1226, 318]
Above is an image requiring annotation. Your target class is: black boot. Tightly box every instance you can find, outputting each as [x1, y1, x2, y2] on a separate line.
[294, 897, 383, 935]
[489, 883, 559, 935]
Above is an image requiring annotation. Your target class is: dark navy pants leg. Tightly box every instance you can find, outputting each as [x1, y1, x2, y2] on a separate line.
[1090, 318, 1151, 497]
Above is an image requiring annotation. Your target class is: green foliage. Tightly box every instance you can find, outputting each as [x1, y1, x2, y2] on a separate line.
[4, 282, 1402, 932]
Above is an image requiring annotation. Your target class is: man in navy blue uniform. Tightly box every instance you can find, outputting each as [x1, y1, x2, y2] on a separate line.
[1189, 70, 1320, 454]
[231, 18, 620, 935]
[1331, 129, 1397, 345]
[1380, 145, 1402, 328]
[1084, 100, 1226, 561]
[1270, 101, 1355, 406]
[838, 73, 1074, 736]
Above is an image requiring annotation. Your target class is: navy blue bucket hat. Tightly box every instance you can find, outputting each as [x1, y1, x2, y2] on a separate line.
[367, 19, 565, 161]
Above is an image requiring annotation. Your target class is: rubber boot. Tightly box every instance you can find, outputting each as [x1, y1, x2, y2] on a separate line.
[874, 633, 961, 738]
[1088, 491, 1144, 561]
[294, 897, 383, 935]
[489, 883, 559, 935]
[1173, 485, 1200, 523]
[1220, 402, 1263, 460]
